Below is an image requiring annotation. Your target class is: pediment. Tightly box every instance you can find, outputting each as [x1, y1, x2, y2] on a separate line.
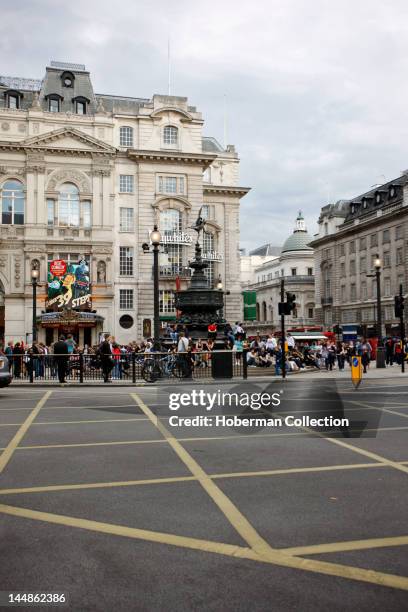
[21, 127, 117, 155]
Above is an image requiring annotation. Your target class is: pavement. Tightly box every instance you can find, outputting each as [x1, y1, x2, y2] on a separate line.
[0, 377, 407, 611]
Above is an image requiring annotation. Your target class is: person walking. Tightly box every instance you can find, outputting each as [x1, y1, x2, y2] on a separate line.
[53, 335, 69, 384]
[99, 333, 113, 383]
[12, 342, 24, 378]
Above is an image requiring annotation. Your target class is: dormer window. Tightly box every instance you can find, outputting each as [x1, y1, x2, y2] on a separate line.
[61, 71, 75, 88]
[46, 94, 63, 113]
[350, 204, 355, 214]
[363, 199, 368, 209]
[375, 192, 382, 204]
[4, 89, 23, 109]
[72, 96, 89, 115]
[389, 185, 397, 198]
[163, 125, 178, 146]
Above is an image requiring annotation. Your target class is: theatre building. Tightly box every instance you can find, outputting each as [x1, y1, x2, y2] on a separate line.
[0, 61, 248, 345]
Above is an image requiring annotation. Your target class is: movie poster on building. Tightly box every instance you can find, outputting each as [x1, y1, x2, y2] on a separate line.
[46, 258, 92, 311]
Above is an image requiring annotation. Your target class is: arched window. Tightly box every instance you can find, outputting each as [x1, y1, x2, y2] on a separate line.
[72, 96, 89, 115]
[58, 183, 80, 227]
[1, 180, 24, 225]
[120, 126, 133, 147]
[262, 301, 267, 322]
[256, 303, 260, 321]
[160, 209, 182, 272]
[163, 125, 178, 146]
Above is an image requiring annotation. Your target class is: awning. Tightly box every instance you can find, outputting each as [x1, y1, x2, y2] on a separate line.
[38, 311, 104, 328]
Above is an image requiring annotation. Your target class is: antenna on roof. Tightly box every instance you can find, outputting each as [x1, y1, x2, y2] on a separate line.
[167, 37, 171, 96]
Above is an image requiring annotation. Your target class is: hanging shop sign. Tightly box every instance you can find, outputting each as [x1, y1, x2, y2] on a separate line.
[160, 232, 193, 245]
[202, 251, 223, 262]
[46, 258, 92, 311]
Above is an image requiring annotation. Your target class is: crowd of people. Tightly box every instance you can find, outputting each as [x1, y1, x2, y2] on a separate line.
[1, 322, 407, 383]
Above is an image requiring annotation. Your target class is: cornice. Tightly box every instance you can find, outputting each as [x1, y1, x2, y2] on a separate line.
[203, 185, 251, 197]
[310, 204, 408, 248]
[127, 149, 216, 168]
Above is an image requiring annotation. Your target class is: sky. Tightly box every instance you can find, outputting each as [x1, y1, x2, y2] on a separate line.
[2, 0, 408, 251]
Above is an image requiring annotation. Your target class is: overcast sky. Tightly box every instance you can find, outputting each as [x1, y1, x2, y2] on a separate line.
[2, 0, 408, 251]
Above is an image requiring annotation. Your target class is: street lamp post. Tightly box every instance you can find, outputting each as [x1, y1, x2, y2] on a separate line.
[31, 266, 39, 344]
[374, 255, 386, 368]
[150, 225, 162, 350]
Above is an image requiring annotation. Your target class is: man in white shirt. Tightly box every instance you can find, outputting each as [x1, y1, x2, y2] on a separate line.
[177, 333, 189, 353]
[287, 333, 295, 349]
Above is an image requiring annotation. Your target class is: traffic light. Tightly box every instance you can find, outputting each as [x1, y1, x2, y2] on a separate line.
[395, 294, 405, 318]
[278, 293, 297, 316]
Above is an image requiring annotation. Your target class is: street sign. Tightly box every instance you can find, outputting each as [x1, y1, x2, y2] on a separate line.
[351, 356, 362, 389]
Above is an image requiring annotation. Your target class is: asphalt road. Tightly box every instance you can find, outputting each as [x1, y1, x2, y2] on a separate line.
[0, 377, 407, 611]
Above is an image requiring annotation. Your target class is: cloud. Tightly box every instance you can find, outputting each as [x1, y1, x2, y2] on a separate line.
[2, 0, 408, 250]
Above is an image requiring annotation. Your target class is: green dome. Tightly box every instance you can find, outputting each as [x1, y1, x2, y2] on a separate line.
[281, 231, 312, 253]
[281, 211, 313, 253]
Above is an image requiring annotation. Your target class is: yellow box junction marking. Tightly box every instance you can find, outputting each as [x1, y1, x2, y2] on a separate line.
[0, 391, 52, 474]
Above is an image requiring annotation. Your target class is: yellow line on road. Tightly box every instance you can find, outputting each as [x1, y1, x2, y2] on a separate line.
[282, 535, 408, 556]
[349, 400, 408, 420]
[0, 391, 51, 474]
[0, 502, 407, 591]
[16, 439, 167, 450]
[0, 462, 389, 496]
[131, 392, 273, 558]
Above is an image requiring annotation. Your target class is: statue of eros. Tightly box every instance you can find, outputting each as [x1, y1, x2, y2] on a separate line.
[189, 206, 206, 242]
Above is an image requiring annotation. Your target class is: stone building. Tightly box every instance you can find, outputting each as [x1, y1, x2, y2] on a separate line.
[311, 175, 408, 336]
[243, 213, 315, 333]
[0, 61, 249, 345]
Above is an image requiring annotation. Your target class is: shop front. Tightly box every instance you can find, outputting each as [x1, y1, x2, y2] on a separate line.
[38, 310, 104, 347]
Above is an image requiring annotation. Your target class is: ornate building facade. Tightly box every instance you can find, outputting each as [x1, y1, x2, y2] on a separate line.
[243, 213, 315, 333]
[0, 61, 249, 344]
[311, 176, 408, 336]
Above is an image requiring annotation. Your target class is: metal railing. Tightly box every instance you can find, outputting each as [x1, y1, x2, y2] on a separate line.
[8, 350, 245, 383]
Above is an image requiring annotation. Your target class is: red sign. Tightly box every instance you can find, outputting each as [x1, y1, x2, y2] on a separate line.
[50, 259, 67, 277]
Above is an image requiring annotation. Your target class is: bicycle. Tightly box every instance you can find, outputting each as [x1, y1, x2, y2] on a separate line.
[141, 353, 188, 383]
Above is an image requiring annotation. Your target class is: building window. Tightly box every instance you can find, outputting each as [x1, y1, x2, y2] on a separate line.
[360, 237, 366, 250]
[349, 241, 355, 254]
[120, 126, 133, 147]
[341, 286, 346, 302]
[340, 262, 345, 277]
[7, 94, 19, 109]
[58, 183, 80, 227]
[307, 267, 313, 276]
[47, 199, 55, 226]
[360, 257, 366, 273]
[163, 125, 178, 146]
[308, 307, 314, 318]
[82, 201, 91, 228]
[397, 276, 404, 291]
[383, 229, 390, 243]
[1, 179, 24, 225]
[396, 247, 403, 265]
[350, 284, 356, 301]
[75, 100, 86, 115]
[361, 281, 367, 300]
[384, 278, 391, 296]
[119, 314, 134, 329]
[350, 260, 356, 275]
[396, 225, 403, 240]
[383, 251, 390, 267]
[119, 175, 134, 193]
[119, 289, 134, 309]
[203, 231, 215, 286]
[48, 97, 60, 112]
[157, 175, 185, 195]
[120, 208, 134, 232]
[160, 289, 175, 314]
[370, 233, 378, 247]
[160, 208, 182, 234]
[291, 268, 297, 276]
[119, 246, 134, 276]
[339, 244, 345, 256]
